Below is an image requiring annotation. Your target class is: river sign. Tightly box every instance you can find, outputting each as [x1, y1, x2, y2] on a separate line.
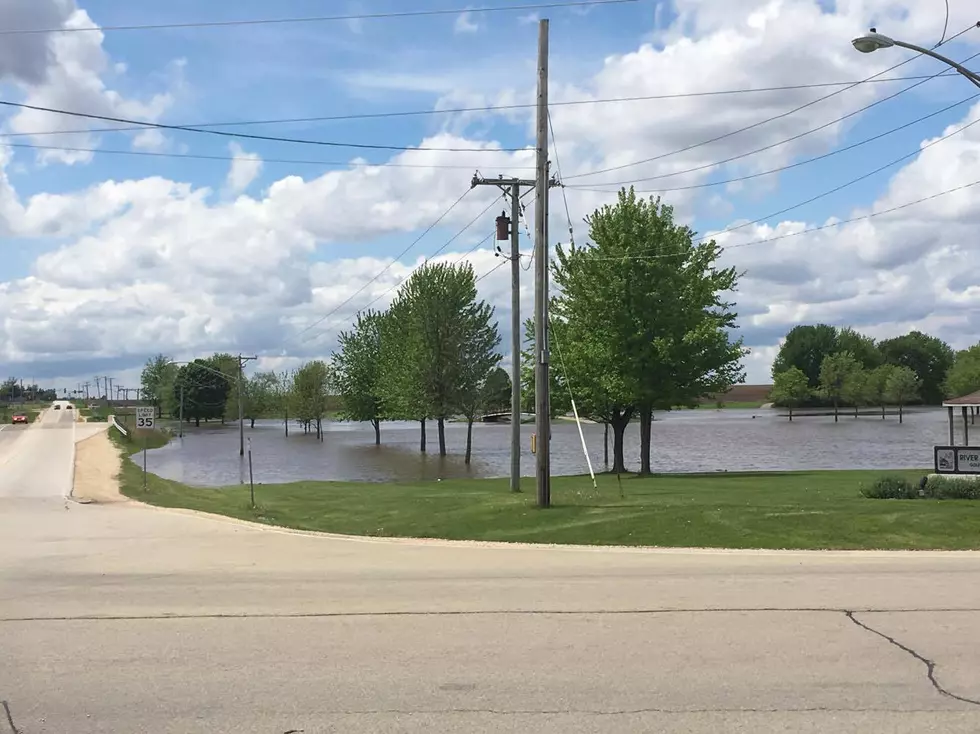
[934, 446, 980, 475]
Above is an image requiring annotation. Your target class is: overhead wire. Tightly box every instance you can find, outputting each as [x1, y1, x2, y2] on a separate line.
[564, 21, 980, 181]
[285, 188, 473, 345]
[0, 0, 637, 34]
[566, 89, 980, 194]
[296, 192, 505, 347]
[3, 74, 964, 140]
[0, 98, 526, 153]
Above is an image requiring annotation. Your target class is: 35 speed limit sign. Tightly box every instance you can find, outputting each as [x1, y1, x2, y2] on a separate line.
[136, 406, 155, 429]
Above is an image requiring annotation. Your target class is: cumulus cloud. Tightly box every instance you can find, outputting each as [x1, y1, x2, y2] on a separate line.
[454, 12, 479, 34]
[3, 0, 980, 387]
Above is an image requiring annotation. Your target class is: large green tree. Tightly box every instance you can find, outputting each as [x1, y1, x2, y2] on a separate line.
[552, 189, 745, 475]
[378, 297, 431, 452]
[480, 367, 512, 414]
[333, 310, 387, 445]
[520, 317, 573, 419]
[456, 309, 502, 464]
[864, 364, 895, 420]
[772, 324, 841, 388]
[879, 331, 954, 405]
[886, 365, 920, 424]
[173, 360, 230, 427]
[291, 360, 332, 440]
[245, 371, 279, 428]
[140, 354, 177, 417]
[944, 344, 980, 399]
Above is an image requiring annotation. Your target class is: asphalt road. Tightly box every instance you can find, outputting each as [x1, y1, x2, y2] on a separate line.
[1, 408, 979, 733]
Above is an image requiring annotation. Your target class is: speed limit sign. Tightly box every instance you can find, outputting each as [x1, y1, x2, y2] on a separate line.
[136, 406, 155, 429]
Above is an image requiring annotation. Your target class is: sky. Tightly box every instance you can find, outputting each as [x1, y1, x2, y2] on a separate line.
[0, 0, 979, 396]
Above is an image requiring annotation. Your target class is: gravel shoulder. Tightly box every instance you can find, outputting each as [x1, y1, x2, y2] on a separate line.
[72, 429, 125, 504]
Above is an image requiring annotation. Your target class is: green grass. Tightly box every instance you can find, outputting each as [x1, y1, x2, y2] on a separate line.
[106, 436, 980, 550]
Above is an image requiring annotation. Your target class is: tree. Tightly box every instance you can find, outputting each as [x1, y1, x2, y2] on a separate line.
[291, 360, 332, 440]
[772, 324, 841, 389]
[455, 302, 502, 465]
[480, 367, 511, 414]
[842, 366, 867, 418]
[944, 344, 980, 399]
[333, 310, 388, 445]
[387, 262, 498, 456]
[879, 331, 955, 405]
[207, 353, 241, 424]
[245, 372, 279, 429]
[864, 365, 895, 420]
[819, 351, 861, 422]
[886, 366, 920, 424]
[270, 370, 293, 437]
[378, 297, 430, 453]
[836, 328, 882, 370]
[551, 189, 745, 475]
[520, 318, 572, 419]
[140, 354, 177, 417]
[173, 360, 230, 427]
[770, 367, 810, 421]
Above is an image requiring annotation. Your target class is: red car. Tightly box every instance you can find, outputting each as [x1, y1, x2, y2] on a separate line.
[12, 413, 27, 424]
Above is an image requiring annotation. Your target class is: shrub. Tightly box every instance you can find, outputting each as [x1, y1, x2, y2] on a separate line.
[923, 475, 980, 500]
[860, 475, 918, 499]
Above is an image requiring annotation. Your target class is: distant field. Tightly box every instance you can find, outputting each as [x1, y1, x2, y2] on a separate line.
[699, 384, 772, 406]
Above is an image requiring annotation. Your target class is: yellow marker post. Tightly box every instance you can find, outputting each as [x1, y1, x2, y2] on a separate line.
[530, 433, 537, 455]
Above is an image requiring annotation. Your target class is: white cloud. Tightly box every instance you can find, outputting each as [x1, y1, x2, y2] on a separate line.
[454, 12, 479, 34]
[224, 142, 263, 196]
[3, 0, 980, 387]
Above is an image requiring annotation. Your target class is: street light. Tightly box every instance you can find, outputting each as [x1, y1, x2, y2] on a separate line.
[851, 27, 980, 90]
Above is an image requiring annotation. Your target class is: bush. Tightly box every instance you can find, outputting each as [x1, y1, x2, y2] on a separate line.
[860, 475, 919, 499]
[923, 475, 980, 500]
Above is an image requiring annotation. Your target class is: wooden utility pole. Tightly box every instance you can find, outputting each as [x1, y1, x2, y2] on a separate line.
[237, 354, 257, 456]
[533, 18, 551, 509]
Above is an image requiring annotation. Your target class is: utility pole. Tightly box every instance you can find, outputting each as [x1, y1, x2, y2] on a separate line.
[533, 18, 551, 509]
[237, 354, 257, 456]
[179, 384, 184, 439]
[472, 174, 533, 493]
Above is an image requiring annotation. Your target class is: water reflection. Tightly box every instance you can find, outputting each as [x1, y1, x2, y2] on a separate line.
[143, 408, 954, 487]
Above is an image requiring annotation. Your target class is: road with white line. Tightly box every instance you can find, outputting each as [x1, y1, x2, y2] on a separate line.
[1, 405, 979, 733]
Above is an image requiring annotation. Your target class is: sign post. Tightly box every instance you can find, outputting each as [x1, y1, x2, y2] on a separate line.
[136, 407, 154, 491]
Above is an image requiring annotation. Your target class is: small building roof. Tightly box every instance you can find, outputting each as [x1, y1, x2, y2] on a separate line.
[943, 390, 980, 408]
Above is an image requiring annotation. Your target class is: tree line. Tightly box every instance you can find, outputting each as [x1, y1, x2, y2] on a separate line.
[771, 325, 980, 418]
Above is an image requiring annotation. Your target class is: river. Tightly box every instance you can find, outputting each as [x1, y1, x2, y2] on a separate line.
[140, 407, 955, 486]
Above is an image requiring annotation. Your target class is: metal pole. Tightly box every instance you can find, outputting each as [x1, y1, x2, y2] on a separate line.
[143, 437, 147, 491]
[247, 437, 255, 508]
[949, 406, 955, 446]
[533, 18, 551, 509]
[964, 406, 970, 446]
[510, 181, 522, 493]
[238, 354, 245, 457]
[179, 384, 184, 439]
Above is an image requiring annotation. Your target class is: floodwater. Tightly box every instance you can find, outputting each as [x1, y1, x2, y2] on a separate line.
[142, 407, 961, 487]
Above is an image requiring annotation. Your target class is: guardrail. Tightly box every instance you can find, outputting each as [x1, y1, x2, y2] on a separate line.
[109, 415, 128, 437]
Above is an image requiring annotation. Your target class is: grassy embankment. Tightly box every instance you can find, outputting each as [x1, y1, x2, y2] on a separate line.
[107, 425, 980, 550]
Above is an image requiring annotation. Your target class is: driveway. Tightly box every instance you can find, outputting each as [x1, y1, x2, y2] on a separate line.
[1, 412, 979, 733]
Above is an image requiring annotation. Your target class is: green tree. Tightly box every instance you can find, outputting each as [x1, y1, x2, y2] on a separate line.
[879, 331, 955, 405]
[552, 189, 745, 475]
[378, 297, 430, 452]
[291, 360, 332, 440]
[388, 261, 498, 456]
[206, 353, 241, 424]
[944, 344, 980, 399]
[140, 354, 177, 417]
[455, 302, 501, 465]
[271, 370, 293, 437]
[480, 367, 511, 414]
[520, 318, 572, 419]
[333, 310, 387, 445]
[864, 364, 895, 420]
[886, 365, 920, 424]
[836, 328, 882, 370]
[173, 360, 230, 427]
[772, 324, 841, 389]
[819, 351, 861, 422]
[245, 371, 279, 428]
[841, 366, 867, 418]
[770, 367, 810, 421]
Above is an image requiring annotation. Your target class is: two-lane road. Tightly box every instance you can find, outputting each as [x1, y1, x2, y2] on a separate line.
[1, 409, 980, 732]
[0, 401, 87, 499]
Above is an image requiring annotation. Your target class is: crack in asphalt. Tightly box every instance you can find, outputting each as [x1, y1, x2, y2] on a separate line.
[845, 611, 980, 707]
[2, 701, 20, 734]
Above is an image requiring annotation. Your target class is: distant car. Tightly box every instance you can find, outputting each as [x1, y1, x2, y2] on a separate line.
[53, 404, 61, 410]
[65, 404, 73, 410]
[12, 413, 27, 424]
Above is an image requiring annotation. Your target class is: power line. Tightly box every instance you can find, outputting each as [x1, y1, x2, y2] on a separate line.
[298, 195, 504, 347]
[0, 0, 637, 35]
[285, 188, 474, 345]
[3, 74, 964, 140]
[566, 91, 980, 194]
[564, 21, 980, 181]
[583, 177, 980, 261]
[0, 140, 535, 171]
[0, 99, 526, 153]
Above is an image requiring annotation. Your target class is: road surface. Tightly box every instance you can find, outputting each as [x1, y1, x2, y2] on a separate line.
[1, 405, 979, 733]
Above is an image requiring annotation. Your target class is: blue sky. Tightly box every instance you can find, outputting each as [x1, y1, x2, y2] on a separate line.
[1, 0, 979, 390]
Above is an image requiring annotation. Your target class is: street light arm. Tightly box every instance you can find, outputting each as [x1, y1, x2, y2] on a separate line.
[889, 38, 980, 89]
